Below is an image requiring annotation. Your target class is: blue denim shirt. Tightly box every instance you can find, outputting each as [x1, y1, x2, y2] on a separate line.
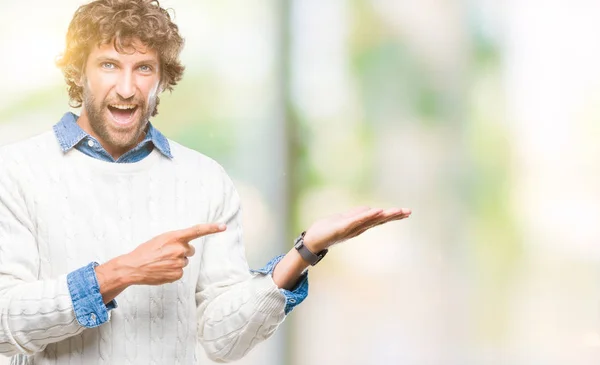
[54, 112, 308, 327]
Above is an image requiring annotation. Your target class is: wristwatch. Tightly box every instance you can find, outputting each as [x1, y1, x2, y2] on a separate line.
[294, 231, 328, 266]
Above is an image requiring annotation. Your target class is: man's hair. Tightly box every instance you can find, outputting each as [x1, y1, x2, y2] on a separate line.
[56, 0, 185, 116]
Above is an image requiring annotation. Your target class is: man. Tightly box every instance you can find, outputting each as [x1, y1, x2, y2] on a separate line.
[0, 0, 411, 364]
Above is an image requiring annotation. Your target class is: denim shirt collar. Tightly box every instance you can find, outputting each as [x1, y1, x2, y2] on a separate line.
[52, 112, 172, 162]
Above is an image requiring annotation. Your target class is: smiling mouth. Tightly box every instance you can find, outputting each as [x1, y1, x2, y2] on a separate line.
[107, 104, 139, 125]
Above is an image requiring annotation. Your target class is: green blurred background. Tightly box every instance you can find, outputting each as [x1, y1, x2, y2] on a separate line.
[2, 1, 600, 364]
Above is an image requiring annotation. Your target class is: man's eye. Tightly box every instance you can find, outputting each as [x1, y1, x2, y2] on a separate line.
[101, 63, 115, 69]
[139, 65, 152, 72]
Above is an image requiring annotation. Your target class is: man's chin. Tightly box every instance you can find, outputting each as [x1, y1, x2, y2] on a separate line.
[97, 123, 145, 150]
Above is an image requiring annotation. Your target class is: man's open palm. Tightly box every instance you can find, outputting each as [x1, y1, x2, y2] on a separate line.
[303, 206, 412, 252]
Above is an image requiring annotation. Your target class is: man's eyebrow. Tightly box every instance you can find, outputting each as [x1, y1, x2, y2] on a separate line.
[93, 57, 159, 67]
[134, 59, 159, 67]
[95, 56, 121, 64]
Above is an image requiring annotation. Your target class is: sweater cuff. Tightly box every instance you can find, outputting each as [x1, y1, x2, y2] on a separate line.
[251, 254, 309, 315]
[67, 262, 117, 328]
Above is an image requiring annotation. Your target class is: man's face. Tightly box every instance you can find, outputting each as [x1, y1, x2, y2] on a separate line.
[79, 39, 161, 157]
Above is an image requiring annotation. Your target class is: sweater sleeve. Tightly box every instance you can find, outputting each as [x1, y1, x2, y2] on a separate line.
[0, 169, 85, 356]
[195, 166, 286, 363]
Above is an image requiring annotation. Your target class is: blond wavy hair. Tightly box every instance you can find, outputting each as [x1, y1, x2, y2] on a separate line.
[56, 0, 185, 116]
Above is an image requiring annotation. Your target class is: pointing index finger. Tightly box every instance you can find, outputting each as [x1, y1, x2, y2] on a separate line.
[176, 223, 227, 242]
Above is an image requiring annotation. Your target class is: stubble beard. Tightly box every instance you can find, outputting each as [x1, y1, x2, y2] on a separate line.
[82, 84, 157, 151]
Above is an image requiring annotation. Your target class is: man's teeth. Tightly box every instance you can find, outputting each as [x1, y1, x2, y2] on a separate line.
[110, 104, 136, 110]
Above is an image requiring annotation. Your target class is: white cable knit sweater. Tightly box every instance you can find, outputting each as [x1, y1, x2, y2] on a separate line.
[0, 130, 286, 364]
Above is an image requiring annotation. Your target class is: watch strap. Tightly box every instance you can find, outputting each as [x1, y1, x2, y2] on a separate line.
[294, 231, 328, 266]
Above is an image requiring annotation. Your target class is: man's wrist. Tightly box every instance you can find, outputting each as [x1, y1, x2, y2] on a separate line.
[95, 256, 134, 297]
[294, 231, 328, 266]
[301, 230, 327, 253]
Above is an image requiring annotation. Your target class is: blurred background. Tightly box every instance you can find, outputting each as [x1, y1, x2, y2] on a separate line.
[2, 0, 600, 364]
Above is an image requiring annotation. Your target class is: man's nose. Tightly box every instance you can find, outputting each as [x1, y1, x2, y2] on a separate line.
[115, 71, 135, 100]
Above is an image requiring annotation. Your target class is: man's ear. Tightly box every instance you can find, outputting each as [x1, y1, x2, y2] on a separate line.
[74, 73, 84, 87]
[74, 63, 87, 87]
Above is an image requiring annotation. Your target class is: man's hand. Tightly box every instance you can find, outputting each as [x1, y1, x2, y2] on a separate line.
[302, 206, 411, 253]
[121, 223, 226, 285]
[272, 206, 411, 290]
[95, 223, 226, 303]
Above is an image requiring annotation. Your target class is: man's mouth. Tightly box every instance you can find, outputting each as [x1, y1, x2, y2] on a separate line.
[107, 104, 139, 125]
